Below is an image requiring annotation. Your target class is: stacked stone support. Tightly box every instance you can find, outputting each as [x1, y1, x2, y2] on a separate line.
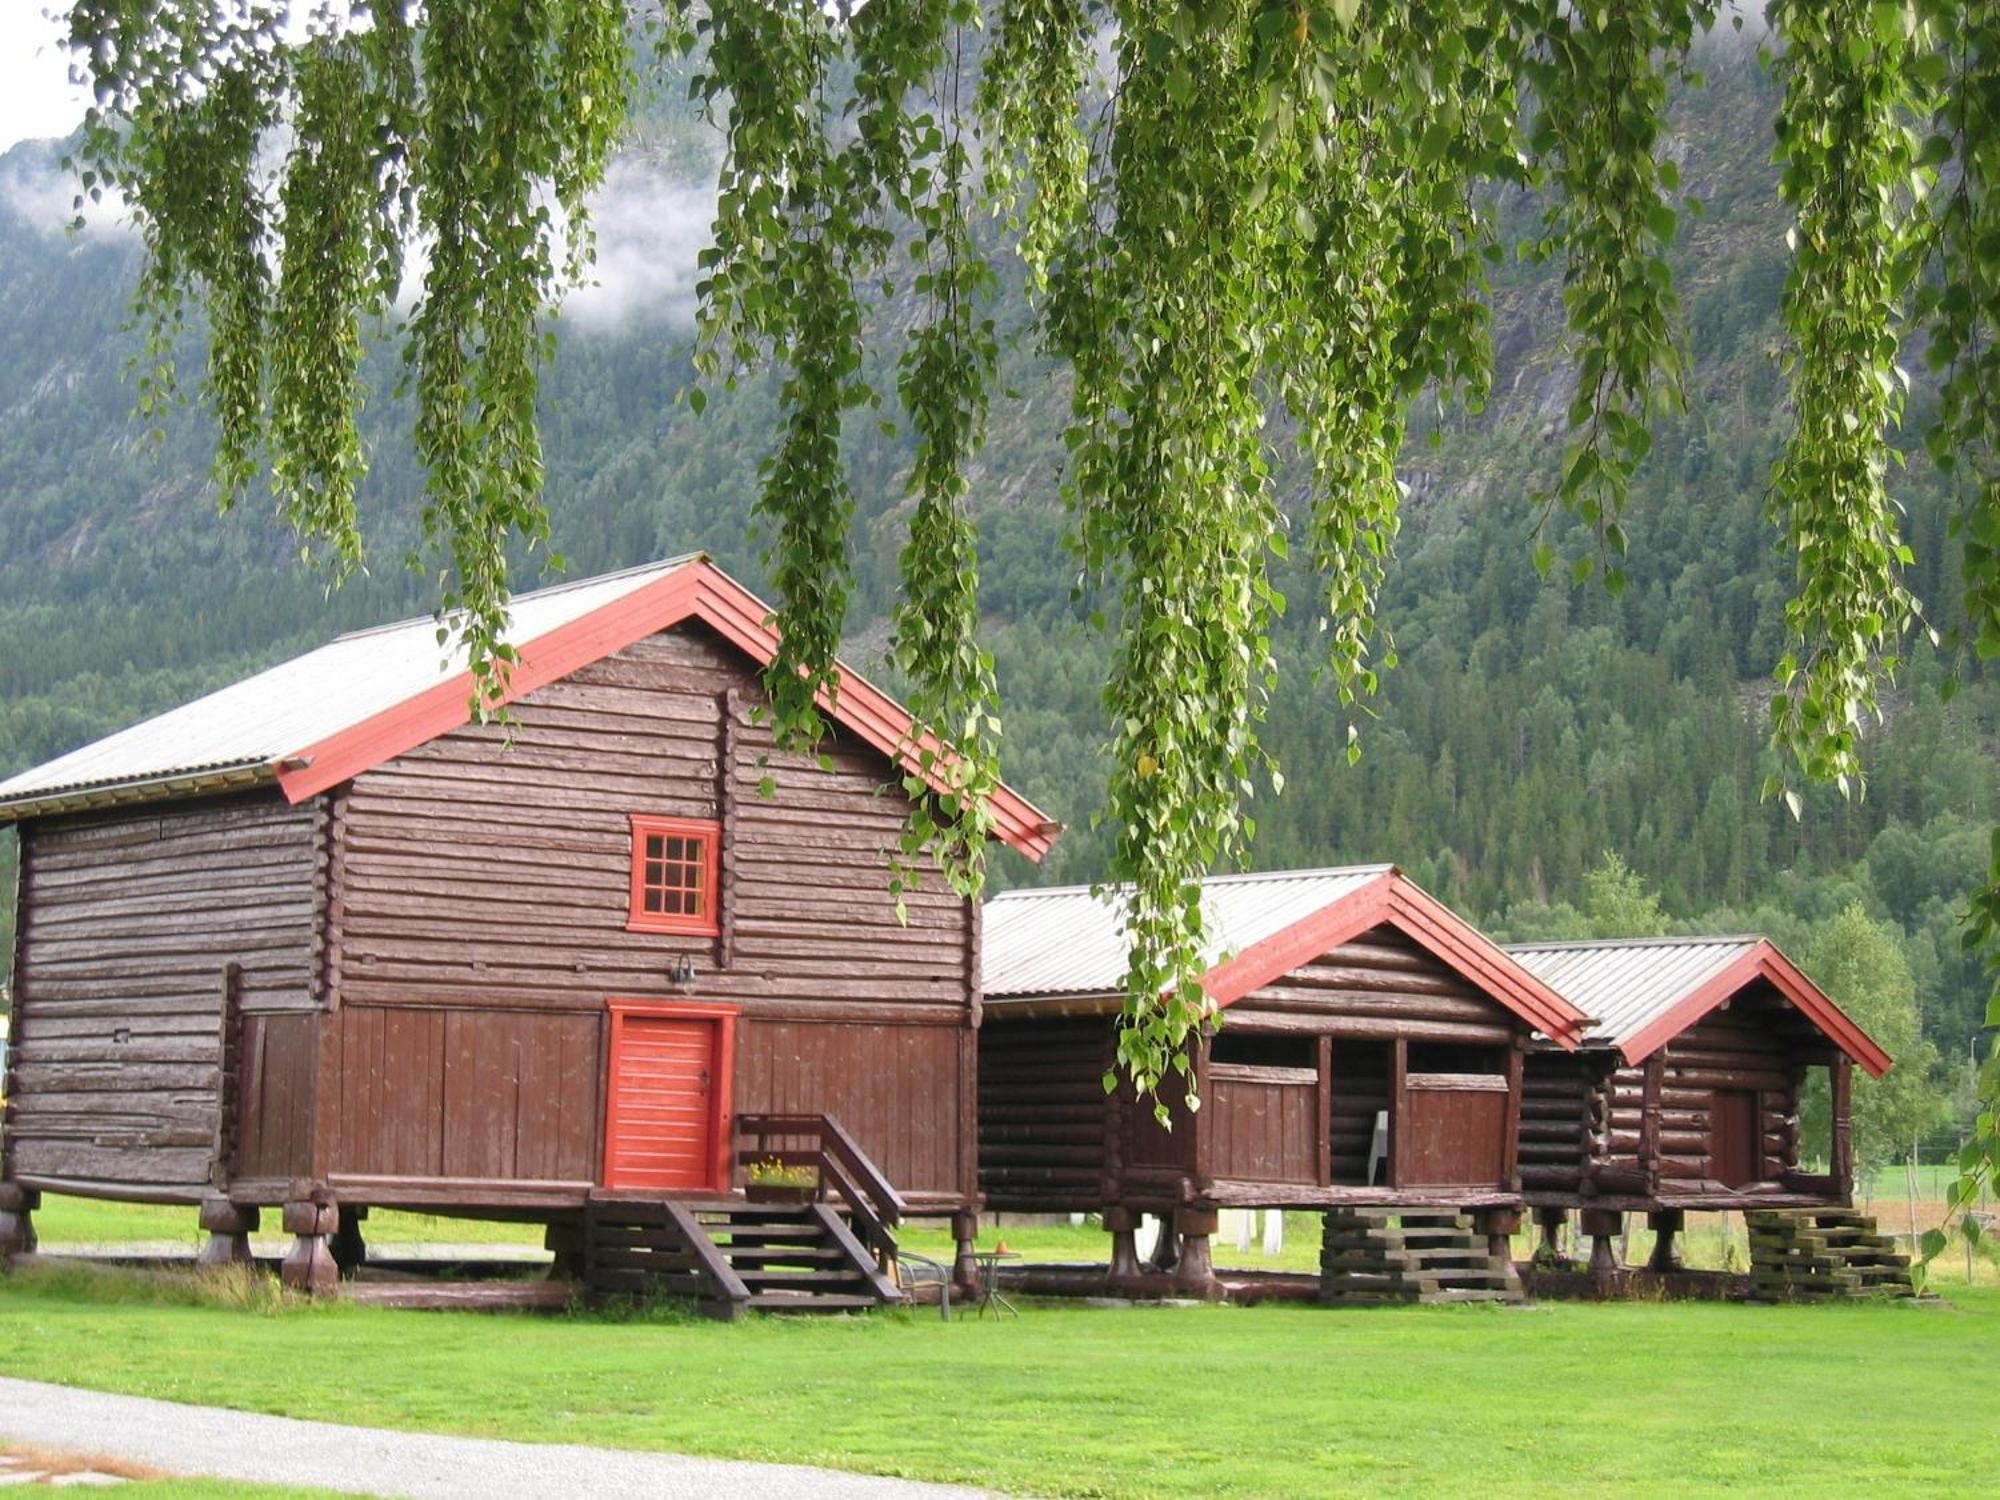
[1318, 1209, 1525, 1306]
[1746, 1209, 1914, 1300]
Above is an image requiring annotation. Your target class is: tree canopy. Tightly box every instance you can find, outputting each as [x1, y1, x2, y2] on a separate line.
[1801, 901, 1944, 1177]
[54, 2, 2000, 1157]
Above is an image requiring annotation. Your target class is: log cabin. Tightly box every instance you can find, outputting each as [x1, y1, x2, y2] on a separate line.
[978, 866, 1590, 1298]
[0, 556, 1059, 1314]
[1503, 935, 1892, 1276]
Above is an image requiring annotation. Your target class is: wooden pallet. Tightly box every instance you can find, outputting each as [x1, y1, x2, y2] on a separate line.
[1745, 1208, 1915, 1301]
[1318, 1209, 1524, 1307]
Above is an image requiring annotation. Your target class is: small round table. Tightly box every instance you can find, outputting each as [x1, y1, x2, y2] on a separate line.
[973, 1249, 1022, 1317]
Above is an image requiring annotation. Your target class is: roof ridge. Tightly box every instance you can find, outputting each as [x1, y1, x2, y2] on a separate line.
[332, 553, 704, 642]
[1504, 933, 1763, 952]
[985, 863, 1395, 903]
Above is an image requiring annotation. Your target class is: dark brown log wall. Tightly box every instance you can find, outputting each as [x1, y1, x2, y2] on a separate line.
[978, 1017, 1112, 1211]
[1518, 1051, 1596, 1197]
[326, 622, 976, 1205]
[8, 794, 323, 1199]
[1652, 985, 1818, 1188]
[1228, 926, 1520, 1045]
[1325, 1042, 1391, 1185]
[976, 923, 1530, 1213]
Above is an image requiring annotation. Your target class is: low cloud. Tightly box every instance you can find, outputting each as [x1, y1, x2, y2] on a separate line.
[560, 163, 716, 333]
[0, 158, 130, 241]
[0, 145, 713, 330]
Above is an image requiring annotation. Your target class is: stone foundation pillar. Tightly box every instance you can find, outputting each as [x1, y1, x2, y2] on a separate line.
[0, 1183, 39, 1258]
[281, 1193, 341, 1298]
[196, 1197, 258, 1268]
[1104, 1207, 1141, 1282]
[1647, 1208, 1685, 1272]
[1172, 1208, 1221, 1299]
[950, 1210, 980, 1299]
[1580, 1208, 1623, 1286]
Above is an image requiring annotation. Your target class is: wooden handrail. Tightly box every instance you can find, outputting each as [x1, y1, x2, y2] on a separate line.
[662, 1199, 752, 1307]
[736, 1113, 904, 1265]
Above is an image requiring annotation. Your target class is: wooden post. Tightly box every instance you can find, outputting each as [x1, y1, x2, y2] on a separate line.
[209, 963, 244, 1191]
[0, 1182, 39, 1258]
[1535, 1206, 1567, 1263]
[196, 1196, 258, 1267]
[950, 1209, 979, 1298]
[716, 687, 739, 971]
[960, 897, 983, 1209]
[1101, 1028, 1124, 1205]
[1646, 1208, 1684, 1272]
[281, 1189, 341, 1297]
[1104, 1206, 1141, 1282]
[1476, 1207, 1522, 1263]
[1315, 1037, 1333, 1188]
[1389, 1038, 1408, 1188]
[1830, 1055, 1854, 1200]
[1172, 1208, 1221, 1298]
[328, 1204, 368, 1274]
[545, 1220, 585, 1281]
[1580, 1207, 1622, 1287]
[1502, 1039, 1525, 1191]
[1147, 1214, 1181, 1273]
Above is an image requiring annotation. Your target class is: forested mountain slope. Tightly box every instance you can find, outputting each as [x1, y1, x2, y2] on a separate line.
[0, 44, 1992, 1090]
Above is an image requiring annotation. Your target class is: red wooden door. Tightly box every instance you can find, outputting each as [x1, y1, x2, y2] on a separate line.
[1710, 1089, 1762, 1188]
[603, 1002, 736, 1192]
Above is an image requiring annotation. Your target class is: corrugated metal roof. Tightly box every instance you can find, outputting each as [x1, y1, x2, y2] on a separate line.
[0, 557, 697, 812]
[1504, 935, 1762, 1049]
[983, 865, 1393, 999]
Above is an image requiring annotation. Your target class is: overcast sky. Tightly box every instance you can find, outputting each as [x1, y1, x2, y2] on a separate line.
[1, 10, 89, 152]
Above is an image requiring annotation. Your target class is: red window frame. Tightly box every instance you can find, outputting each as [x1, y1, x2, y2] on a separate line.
[627, 814, 722, 936]
[602, 999, 738, 1193]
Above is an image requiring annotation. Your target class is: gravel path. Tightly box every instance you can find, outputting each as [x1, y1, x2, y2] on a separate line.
[0, 1377, 1003, 1499]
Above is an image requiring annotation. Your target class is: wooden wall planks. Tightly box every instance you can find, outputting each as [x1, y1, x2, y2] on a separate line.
[1208, 1071, 1318, 1183]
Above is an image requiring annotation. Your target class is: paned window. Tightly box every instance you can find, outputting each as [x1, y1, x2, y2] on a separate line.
[627, 815, 721, 935]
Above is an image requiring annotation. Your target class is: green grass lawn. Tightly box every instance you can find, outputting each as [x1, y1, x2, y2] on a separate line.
[32, 1195, 545, 1252]
[39, 1195, 2000, 1287]
[0, 1262, 1992, 1497]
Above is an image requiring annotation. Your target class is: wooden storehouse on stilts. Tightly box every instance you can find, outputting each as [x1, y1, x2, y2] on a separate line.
[1504, 935, 1906, 1297]
[978, 867, 1590, 1303]
[0, 556, 1059, 1315]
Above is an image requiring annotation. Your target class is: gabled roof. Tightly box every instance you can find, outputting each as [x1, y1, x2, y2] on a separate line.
[983, 865, 1589, 1047]
[0, 556, 1060, 860]
[1505, 935, 1891, 1077]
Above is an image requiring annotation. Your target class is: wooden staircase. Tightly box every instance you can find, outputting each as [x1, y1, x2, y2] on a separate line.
[1319, 1209, 1526, 1306]
[583, 1113, 909, 1319]
[1745, 1208, 1915, 1300]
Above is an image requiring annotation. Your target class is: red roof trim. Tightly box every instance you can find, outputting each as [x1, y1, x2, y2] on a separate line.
[1197, 870, 1589, 1049]
[1617, 941, 1893, 1077]
[275, 560, 1058, 861]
